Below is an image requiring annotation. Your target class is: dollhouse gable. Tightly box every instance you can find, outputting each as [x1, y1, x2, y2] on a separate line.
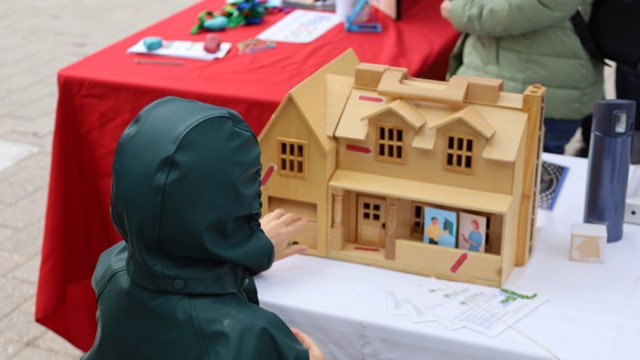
[428, 104, 527, 162]
[431, 106, 494, 139]
[364, 100, 426, 130]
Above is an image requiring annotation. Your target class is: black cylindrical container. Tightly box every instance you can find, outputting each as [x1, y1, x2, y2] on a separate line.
[584, 99, 636, 242]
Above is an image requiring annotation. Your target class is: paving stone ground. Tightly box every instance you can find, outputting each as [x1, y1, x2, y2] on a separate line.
[0, 0, 194, 358]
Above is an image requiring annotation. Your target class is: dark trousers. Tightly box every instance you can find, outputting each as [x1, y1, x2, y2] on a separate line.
[544, 117, 584, 154]
[615, 63, 640, 128]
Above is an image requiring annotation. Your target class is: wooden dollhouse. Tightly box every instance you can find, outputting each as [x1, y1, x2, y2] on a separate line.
[258, 50, 545, 287]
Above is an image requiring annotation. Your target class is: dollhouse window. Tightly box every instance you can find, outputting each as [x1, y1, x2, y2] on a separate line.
[444, 133, 474, 173]
[277, 138, 307, 178]
[376, 124, 405, 164]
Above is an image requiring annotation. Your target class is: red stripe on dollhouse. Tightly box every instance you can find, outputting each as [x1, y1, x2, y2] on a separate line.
[354, 246, 379, 252]
[346, 144, 371, 154]
[358, 95, 384, 103]
[261, 163, 276, 187]
[450, 253, 468, 273]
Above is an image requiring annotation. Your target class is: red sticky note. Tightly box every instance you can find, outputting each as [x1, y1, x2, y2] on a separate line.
[450, 253, 468, 273]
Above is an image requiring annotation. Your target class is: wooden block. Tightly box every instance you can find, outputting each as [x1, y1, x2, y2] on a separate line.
[570, 223, 607, 263]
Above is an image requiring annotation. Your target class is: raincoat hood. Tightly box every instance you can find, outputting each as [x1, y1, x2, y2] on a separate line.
[110, 96, 274, 295]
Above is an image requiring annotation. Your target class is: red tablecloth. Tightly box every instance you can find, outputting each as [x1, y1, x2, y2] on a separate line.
[35, 0, 458, 351]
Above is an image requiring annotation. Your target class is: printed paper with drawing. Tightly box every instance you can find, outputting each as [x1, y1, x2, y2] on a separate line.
[429, 287, 549, 336]
[385, 279, 549, 337]
[256, 9, 341, 43]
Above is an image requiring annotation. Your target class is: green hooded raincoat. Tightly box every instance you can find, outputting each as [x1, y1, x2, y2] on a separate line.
[81, 97, 309, 360]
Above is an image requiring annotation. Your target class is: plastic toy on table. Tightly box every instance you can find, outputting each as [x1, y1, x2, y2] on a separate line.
[345, 0, 381, 32]
[191, 0, 268, 34]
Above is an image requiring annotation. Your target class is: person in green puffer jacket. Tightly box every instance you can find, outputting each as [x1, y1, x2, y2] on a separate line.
[81, 96, 324, 360]
[441, 0, 604, 154]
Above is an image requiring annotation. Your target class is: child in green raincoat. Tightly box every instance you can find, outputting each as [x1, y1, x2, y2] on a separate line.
[82, 97, 324, 360]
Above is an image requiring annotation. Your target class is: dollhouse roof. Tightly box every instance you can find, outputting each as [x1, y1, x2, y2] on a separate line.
[332, 85, 526, 162]
[263, 49, 529, 164]
[325, 74, 353, 137]
[261, 49, 360, 151]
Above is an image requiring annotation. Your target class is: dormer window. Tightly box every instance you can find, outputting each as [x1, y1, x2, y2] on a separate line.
[444, 133, 474, 173]
[376, 123, 405, 164]
[277, 138, 307, 178]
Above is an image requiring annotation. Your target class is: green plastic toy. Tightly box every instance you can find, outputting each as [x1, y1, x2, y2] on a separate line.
[190, 0, 267, 35]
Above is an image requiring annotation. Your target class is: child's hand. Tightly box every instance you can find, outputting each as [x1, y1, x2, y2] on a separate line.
[291, 327, 326, 360]
[260, 209, 309, 261]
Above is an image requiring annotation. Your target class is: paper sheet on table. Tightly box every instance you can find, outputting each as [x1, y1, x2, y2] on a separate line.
[385, 281, 465, 322]
[256, 9, 342, 43]
[127, 39, 231, 61]
[386, 279, 549, 337]
[430, 287, 550, 336]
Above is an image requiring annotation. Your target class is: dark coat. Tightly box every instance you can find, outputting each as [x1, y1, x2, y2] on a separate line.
[81, 97, 309, 360]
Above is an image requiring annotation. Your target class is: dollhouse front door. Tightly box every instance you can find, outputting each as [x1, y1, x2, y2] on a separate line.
[356, 195, 386, 247]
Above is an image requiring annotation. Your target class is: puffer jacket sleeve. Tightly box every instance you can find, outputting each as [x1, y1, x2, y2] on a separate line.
[448, 0, 585, 37]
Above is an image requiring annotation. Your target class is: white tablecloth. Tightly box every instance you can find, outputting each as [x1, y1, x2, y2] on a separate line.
[255, 153, 640, 360]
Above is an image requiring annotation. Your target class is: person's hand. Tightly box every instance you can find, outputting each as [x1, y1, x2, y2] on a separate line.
[260, 208, 309, 261]
[291, 327, 326, 360]
[440, 0, 452, 21]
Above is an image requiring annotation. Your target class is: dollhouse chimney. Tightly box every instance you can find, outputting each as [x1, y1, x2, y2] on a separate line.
[354, 63, 390, 90]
